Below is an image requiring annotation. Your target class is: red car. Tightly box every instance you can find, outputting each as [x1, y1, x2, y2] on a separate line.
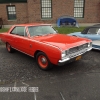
[0, 23, 92, 70]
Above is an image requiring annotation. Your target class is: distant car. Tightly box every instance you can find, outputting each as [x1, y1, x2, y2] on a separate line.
[0, 23, 92, 70]
[57, 15, 79, 27]
[68, 24, 100, 41]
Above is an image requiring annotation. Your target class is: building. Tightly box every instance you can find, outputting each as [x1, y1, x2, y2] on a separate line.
[0, 0, 100, 27]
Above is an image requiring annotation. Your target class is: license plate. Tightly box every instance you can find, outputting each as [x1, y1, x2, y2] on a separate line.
[76, 56, 81, 61]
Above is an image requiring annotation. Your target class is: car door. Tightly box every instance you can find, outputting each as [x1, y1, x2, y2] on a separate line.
[82, 27, 100, 40]
[10, 26, 33, 55]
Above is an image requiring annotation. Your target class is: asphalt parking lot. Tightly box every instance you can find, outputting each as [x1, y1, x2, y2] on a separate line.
[0, 44, 100, 100]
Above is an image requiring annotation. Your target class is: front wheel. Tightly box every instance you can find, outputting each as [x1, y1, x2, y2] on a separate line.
[36, 52, 53, 71]
[6, 43, 14, 53]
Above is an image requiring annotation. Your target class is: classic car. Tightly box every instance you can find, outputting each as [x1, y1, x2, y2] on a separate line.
[68, 24, 100, 50]
[0, 23, 92, 70]
[68, 24, 100, 41]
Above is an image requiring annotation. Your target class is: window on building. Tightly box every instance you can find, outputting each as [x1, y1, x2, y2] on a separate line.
[7, 5, 16, 20]
[74, 0, 85, 18]
[41, 0, 52, 19]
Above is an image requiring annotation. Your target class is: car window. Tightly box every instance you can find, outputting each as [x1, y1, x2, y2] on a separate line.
[28, 25, 57, 36]
[81, 28, 89, 34]
[87, 28, 99, 34]
[10, 26, 27, 36]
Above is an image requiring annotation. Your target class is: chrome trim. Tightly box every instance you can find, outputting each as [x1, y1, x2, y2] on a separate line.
[68, 48, 86, 58]
[12, 47, 34, 58]
[29, 39, 61, 51]
[87, 47, 92, 51]
[62, 42, 90, 53]
[58, 47, 92, 63]
[92, 47, 100, 50]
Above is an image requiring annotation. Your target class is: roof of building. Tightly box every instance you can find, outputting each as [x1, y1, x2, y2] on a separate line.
[0, 0, 27, 3]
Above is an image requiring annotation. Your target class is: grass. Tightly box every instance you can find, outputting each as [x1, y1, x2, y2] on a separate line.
[0, 28, 9, 33]
[55, 27, 86, 34]
[0, 27, 86, 34]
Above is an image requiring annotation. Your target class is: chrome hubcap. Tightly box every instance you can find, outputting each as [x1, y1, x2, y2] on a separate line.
[41, 57, 47, 64]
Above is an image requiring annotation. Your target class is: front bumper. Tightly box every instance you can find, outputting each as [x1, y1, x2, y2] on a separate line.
[58, 47, 92, 66]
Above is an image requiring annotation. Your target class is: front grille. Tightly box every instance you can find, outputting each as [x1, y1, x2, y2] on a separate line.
[68, 43, 88, 54]
[65, 43, 89, 58]
[68, 49, 87, 58]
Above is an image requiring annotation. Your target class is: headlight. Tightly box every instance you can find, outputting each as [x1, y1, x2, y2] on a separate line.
[88, 42, 92, 47]
[61, 51, 66, 58]
[61, 50, 69, 59]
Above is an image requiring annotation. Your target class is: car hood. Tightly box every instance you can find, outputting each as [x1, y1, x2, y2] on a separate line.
[32, 34, 90, 51]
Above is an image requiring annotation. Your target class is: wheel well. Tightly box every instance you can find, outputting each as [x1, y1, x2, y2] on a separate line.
[34, 50, 44, 58]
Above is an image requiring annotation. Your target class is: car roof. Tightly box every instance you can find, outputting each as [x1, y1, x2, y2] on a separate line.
[81, 24, 100, 34]
[14, 23, 51, 27]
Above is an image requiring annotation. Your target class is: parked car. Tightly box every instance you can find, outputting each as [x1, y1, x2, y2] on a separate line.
[0, 23, 92, 70]
[68, 24, 100, 50]
[57, 15, 79, 27]
[68, 24, 100, 41]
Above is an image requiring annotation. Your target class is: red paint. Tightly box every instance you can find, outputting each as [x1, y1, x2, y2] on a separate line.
[0, 23, 92, 65]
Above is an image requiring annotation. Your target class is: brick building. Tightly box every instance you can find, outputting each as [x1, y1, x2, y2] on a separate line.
[0, 0, 100, 26]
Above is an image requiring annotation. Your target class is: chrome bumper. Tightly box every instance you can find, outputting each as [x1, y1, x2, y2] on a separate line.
[58, 47, 92, 66]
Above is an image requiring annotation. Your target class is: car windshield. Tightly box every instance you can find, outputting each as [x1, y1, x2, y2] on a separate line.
[87, 27, 99, 34]
[82, 27, 100, 34]
[28, 25, 57, 36]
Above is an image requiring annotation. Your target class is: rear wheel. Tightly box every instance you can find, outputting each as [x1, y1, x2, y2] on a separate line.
[6, 43, 14, 53]
[36, 52, 53, 70]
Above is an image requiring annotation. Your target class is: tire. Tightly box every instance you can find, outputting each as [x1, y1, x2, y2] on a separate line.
[36, 52, 53, 71]
[6, 43, 14, 53]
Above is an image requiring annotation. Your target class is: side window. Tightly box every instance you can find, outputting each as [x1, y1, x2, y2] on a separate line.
[81, 28, 89, 34]
[11, 26, 27, 36]
[87, 28, 99, 34]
